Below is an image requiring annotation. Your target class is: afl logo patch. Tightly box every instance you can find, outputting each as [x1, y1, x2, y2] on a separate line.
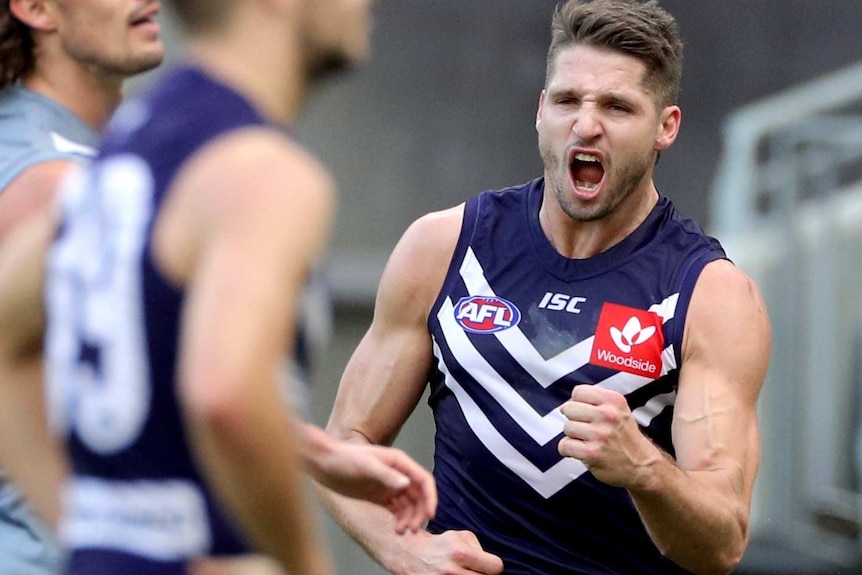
[454, 296, 521, 334]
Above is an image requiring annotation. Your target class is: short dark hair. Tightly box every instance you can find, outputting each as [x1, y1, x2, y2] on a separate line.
[546, 0, 683, 107]
[0, 2, 34, 90]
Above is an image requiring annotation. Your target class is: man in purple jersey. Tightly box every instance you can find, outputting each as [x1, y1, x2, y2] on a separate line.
[317, 1, 770, 574]
[0, 0, 436, 574]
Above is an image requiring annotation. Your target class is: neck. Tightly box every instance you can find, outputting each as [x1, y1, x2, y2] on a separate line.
[23, 59, 123, 132]
[186, 12, 305, 125]
[539, 181, 659, 259]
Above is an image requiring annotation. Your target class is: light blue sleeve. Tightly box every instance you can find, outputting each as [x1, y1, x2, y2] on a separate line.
[0, 87, 98, 194]
[0, 478, 65, 575]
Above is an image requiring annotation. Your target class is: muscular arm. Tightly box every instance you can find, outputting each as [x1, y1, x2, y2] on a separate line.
[559, 259, 770, 575]
[319, 207, 504, 575]
[156, 129, 336, 575]
[0, 160, 77, 525]
[0, 210, 67, 528]
[318, 210, 454, 560]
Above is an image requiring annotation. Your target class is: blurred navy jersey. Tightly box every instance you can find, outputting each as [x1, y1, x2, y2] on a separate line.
[44, 65, 276, 574]
[426, 178, 725, 574]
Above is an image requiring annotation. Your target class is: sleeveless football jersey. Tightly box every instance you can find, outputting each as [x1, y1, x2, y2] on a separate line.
[0, 85, 99, 575]
[44, 66, 275, 575]
[426, 178, 725, 574]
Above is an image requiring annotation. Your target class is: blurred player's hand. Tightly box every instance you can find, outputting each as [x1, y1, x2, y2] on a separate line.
[312, 442, 438, 534]
[189, 555, 284, 575]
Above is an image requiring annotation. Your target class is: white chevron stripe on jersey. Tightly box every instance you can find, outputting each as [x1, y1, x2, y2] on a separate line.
[660, 345, 679, 375]
[459, 248, 593, 386]
[433, 340, 588, 499]
[594, 368, 655, 396]
[649, 293, 679, 322]
[633, 391, 677, 427]
[440, 250, 684, 489]
[440, 296, 676, 439]
[593, 344, 677, 397]
[438, 298, 567, 445]
[459, 248, 681, 387]
[51, 132, 98, 158]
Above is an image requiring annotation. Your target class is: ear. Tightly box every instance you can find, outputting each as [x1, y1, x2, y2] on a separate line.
[9, 0, 58, 32]
[535, 90, 546, 131]
[654, 105, 681, 152]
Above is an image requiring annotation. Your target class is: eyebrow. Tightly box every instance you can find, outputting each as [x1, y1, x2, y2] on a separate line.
[548, 86, 641, 107]
[603, 91, 640, 107]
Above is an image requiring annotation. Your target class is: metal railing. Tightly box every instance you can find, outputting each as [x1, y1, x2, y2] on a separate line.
[711, 61, 862, 571]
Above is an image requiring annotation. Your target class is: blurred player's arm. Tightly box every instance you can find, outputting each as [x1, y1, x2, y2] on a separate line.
[0, 209, 67, 529]
[0, 160, 73, 240]
[154, 129, 337, 575]
[320, 206, 503, 575]
[299, 422, 436, 534]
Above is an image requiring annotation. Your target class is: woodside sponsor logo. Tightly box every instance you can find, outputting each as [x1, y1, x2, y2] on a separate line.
[590, 302, 664, 378]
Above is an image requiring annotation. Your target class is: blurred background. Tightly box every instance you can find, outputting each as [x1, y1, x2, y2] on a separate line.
[148, 1, 862, 573]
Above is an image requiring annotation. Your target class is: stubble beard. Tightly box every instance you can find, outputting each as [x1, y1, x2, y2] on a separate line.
[67, 40, 163, 81]
[109, 53, 163, 77]
[541, 142, 653, 223]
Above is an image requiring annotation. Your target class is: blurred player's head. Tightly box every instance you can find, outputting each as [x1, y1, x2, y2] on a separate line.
[545, 0, 683, 108]
[171, 0, 375, 84]
[1, 0, 164, 90]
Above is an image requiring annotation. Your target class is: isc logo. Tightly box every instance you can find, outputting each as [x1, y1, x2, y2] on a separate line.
[538, 292, 587, 314]
[454, 296, 521, 334]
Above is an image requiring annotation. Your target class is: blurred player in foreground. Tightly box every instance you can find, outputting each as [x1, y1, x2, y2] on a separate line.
[0, 0, 436, 574]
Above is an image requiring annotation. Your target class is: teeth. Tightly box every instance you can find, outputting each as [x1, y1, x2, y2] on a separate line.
[574, 153, 600, 163]
[575, 181, 598, 191]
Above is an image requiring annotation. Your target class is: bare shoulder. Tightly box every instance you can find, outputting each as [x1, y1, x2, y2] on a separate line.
[370, 204, 465, 325]
[3, 159, 73, 196]
[384, 205, 463, 283]
[0, 160, 74, 240]
[153, 128, 335, 285]
[689, 259, 769, 321]
[395, 204, 465, 268]
[179, 127, 335, 211]
[683, 259, 771, 395]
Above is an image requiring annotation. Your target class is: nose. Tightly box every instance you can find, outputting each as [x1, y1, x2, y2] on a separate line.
[572, 107, 602, 141]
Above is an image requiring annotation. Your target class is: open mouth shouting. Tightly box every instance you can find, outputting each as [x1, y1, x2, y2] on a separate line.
[569, 150, 605, 198]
